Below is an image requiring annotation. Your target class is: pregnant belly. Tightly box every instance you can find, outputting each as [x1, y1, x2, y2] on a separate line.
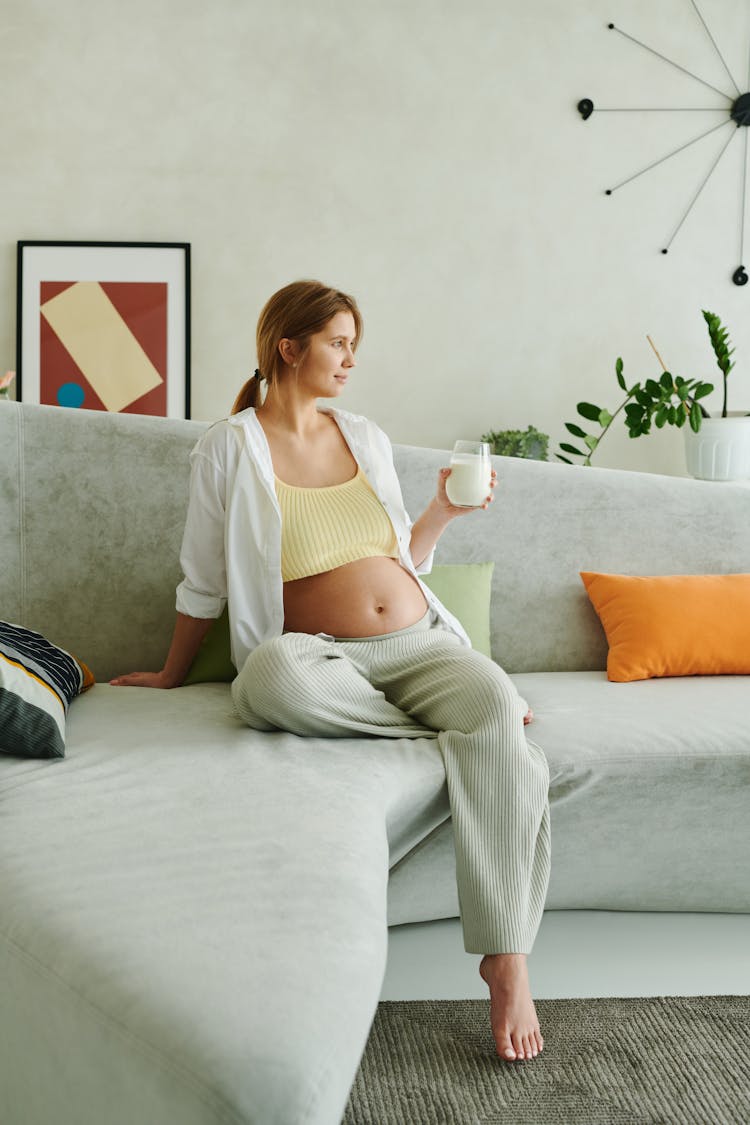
[282, 557, 429, 637]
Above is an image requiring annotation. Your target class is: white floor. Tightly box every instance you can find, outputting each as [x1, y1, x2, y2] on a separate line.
[381, 911, 750, 1000]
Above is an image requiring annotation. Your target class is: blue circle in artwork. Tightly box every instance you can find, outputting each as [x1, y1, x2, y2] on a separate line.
[57, 382, 85, 408]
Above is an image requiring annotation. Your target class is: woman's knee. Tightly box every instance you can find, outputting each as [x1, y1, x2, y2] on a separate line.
[435, 646, 527, 733]
[232, 633, 335, 727]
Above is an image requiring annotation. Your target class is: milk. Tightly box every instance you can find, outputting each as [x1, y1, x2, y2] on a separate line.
[446, 454, 490, 507]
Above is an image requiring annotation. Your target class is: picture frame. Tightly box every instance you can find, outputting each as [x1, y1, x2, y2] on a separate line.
[16, 241, 191, 418]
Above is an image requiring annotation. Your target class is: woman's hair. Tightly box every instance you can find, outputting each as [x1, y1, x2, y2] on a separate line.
[231, 279, 363, 414]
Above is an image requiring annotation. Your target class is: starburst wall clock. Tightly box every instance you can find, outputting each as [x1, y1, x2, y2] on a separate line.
[578, 2, 750, 285]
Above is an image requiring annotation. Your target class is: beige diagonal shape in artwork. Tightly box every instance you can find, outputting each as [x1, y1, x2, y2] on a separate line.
[40, 281, 164, 412]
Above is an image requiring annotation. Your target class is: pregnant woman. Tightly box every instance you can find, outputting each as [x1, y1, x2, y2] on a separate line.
[111, 279, 551, 1063]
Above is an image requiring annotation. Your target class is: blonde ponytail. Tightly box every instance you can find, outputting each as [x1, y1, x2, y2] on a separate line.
[231, 370, 263, 415]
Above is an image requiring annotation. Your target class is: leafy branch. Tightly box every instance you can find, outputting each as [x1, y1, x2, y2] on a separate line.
[556, 356, 714, 467]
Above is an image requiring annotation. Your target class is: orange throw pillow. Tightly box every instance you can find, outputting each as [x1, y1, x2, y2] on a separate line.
[580, 571, 750, 682]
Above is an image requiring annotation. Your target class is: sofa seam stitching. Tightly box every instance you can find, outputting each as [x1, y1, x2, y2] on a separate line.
[17, 406, 27, 624]
[549, 753, 750, 767]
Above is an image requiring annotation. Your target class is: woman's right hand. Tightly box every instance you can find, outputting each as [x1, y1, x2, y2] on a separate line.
[109, 613, 213, 690]
[109, 670, 179, 689]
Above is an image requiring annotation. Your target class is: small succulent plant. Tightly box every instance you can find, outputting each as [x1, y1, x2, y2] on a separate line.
[482, 426, 549, 461]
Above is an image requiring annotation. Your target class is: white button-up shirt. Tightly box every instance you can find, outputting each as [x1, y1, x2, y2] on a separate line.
[175, 406, 470, 672]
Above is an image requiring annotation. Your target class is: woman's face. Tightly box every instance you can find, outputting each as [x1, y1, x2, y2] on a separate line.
[289, 310, 357, 398]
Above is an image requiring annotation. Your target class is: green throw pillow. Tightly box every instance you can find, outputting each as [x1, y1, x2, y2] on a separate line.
[182, 607, 236, 686]
[182, 562, 495, 684]
[421, 562, 494, 656]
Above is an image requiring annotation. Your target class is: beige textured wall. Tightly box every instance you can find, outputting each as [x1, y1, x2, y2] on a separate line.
[2, 0, 749, 475]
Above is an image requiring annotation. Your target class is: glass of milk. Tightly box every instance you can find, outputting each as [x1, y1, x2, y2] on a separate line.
[445, 440, 492, 507]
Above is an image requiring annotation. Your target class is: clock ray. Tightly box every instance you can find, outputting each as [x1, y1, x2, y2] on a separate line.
[689, 0, 741, 95]
[740, 36, 750, 284]
[588, 108, 727, 113]
[662, 126, 739, 252]
[738, 128, 749, 285]
[604, 118, 731, 195]
[577, 3, 750, 284]
[608, 22, 733, 100]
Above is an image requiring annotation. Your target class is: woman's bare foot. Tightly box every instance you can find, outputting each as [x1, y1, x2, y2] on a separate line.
[479, 953, 543, 1061]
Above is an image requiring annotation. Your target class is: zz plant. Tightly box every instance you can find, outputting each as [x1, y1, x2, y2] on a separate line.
[554, 310, 738, 467]
[702, 309, 734, 418]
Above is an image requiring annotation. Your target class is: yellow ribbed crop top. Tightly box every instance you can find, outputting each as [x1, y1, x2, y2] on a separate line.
[275, 466, 399, 582]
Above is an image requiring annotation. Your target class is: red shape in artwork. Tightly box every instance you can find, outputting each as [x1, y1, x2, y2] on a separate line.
[41, 282, 77, 302]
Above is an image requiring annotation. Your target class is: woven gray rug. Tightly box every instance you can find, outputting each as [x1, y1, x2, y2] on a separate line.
[343, 996, 750, 1124]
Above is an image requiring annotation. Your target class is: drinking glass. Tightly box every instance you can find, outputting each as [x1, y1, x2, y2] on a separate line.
[445, 440, 491, 507]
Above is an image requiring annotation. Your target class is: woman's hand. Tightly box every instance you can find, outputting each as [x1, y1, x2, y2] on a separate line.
[410, 469, 498, 567]
[109, 613, 214, 689]
[437, 467, 497, 515]
[109, 670, 179, 689]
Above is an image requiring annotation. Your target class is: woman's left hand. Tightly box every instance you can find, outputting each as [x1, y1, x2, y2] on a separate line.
[436, 467, 497, 515]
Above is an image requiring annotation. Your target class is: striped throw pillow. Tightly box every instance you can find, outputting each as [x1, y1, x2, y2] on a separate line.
[0, 622, 94, 759]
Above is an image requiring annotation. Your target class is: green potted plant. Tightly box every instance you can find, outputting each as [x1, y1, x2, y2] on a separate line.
[555, 311, 749, 480]
[482, 425, 549, 461]
[683, 312, 750, 480]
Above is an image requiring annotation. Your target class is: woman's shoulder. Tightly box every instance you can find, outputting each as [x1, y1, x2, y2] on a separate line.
[191, 414, 246, 465]
[326, 407, 391, 447]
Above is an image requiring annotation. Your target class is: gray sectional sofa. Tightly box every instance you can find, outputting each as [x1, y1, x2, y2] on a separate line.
[2, 401, 749, 1125]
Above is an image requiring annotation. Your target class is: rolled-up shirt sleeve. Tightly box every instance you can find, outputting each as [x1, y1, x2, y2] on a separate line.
[175, 449, 228, 619]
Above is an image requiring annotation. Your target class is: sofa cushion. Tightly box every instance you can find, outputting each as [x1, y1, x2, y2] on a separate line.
[580, 571, 750, 681]
[421, 562, 494, 657]
[0, 683, 447, 1125]
[0, 621, 94, 758]
[387, 670, 750, 924]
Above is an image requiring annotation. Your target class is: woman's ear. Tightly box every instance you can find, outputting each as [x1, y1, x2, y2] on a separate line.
[278, 338, 298, 366]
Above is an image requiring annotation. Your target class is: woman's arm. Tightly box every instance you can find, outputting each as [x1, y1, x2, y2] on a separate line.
[111, 425, 239, 688]
[110, 612, 214, 689]
[410, 467, 496, 569]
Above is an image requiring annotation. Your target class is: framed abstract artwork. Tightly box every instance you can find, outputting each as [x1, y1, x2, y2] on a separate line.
[16, 241, 191, 417]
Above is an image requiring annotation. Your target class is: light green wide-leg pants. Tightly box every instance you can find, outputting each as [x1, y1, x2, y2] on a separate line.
[231, 615, 551, 955]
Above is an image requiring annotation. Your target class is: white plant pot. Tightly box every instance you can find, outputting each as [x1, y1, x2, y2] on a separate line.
[683, 413, 750, 481]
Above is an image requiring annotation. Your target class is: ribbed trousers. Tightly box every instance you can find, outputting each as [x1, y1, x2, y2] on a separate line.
[231, 615, 551, 955]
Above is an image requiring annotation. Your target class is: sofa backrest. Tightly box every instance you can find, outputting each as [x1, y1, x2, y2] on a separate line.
[2, 404, 205, 683]
[3, 402, 750, 679]
[394, 442, 750, 672]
